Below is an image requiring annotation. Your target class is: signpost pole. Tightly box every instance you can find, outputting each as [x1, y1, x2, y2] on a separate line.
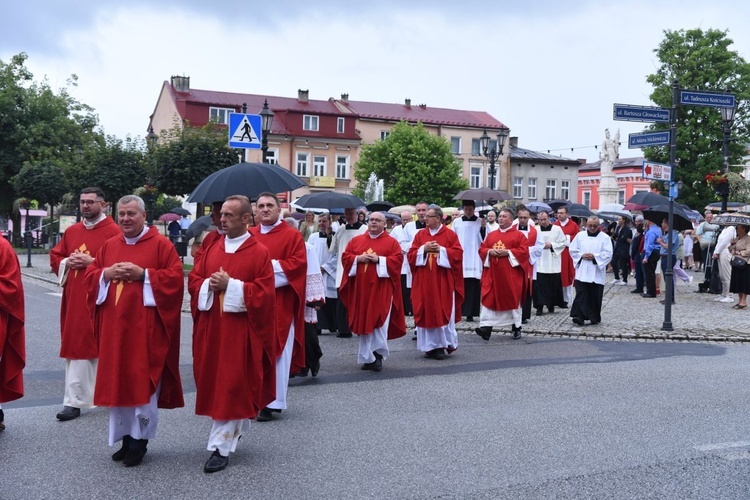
[662, 79, 679, 331]
[240, 103, 247, 163]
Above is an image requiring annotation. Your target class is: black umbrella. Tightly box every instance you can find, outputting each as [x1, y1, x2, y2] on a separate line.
[597, 211, 632, 221]
[564, 203, 594, 217]
[187, 162, 306, 204]
[623, 192, 669, 211]
[641, 205, 693, 231]
[366, 201, 394, 212]
[294, 192, 365, 210]
[546, 199, 571, 211]
[526, 201, 552, 214]
[170, 207, 191, 216]
[185, 215, 213, 240]
[453, 188, 511, 203]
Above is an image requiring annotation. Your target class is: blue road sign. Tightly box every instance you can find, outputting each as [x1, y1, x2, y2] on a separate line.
[613, 104, 670, 123]
[628, 131, 671, 148]
[680, 91, 735, 108]
[228, 113, 262, 149]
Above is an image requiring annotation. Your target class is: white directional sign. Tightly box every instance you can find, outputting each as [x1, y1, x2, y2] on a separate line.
[642, 160, 672, 182]
[628, 131, 671, 148]
[613, 103, 670, 123]
[228, 113, 262, 149]
[680, 91, 735, 108]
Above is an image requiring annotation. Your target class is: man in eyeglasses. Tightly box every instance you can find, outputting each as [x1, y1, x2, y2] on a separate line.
[50, 187, 121, 422]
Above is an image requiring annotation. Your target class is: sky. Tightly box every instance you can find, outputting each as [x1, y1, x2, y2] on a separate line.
[2, 0, 749, 163]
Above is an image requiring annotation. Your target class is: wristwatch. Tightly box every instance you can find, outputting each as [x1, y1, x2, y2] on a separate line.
[138, 270, 146, 281]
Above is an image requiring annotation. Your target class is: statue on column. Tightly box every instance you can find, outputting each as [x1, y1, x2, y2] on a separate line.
[599, 128, 620, 175]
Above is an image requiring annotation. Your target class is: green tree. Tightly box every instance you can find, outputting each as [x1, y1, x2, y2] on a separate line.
[353, 121, 468, 206]
[12, 162, 69, 243]
[643, 28, 750, 210]
[149, 123, 238, 196]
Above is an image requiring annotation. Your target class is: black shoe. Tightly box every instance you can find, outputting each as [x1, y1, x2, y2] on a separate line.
[548, 306, 555, 313]
[426, 348, 446, 360]
[536, 309, 544, 316]
[412, 329, 417, 340]
[311, 362, 320, 378]
[336, 332, 352, 338]
[474, 326, 492, 341]
[522, 319, 528, 324]
[297, 368, 309, 377]
[642, 293, 657, 298]
[0, 409, 4, 431]
[659, 299, 676, 304]
[56, 406, 81, 421]
[630, 289, 643, 294]
[122, 439, 147, 467]
[512, 326, 522, 339]
[112, 435, 130, 461]
[204, 450, 229, 473]
[361, 362, 375, 371]
[372, 352, 383, 372]
[590, 321, 600, 325]
[559, 302, 569, 309]
[572, 317, 584, 326]
[466, 316, 474, 322]
[256, 408, 275, 422]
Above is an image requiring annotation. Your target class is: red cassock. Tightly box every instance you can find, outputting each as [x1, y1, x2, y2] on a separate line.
[85, 226, 184, 409]
[188, 236, 277, 420]
[520, 226, 538, 289]
[249, 223, 307, 374]
[0, 237, 25, 403]
[49, 217, 121, 359]
[554, 220, 579, 288]
[478, 228, 530, 312]
[407, 226, 464, 328]
[339, 232, 406, 339]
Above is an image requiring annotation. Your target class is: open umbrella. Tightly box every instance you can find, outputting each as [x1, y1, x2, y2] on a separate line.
[546, 199, 571, 211]
[294, 192, 365, 210]
[158, 213, 181, 222]
[185, 214, 213, 240]
[598, 203, 626, 213]
[453, 188, 511, 203]
[713, 213, 750, 226]
[623, 192, 669, 211]
[366, 201, 394, 212]
[597, 211, 632, 221]
[564, 203, 594, 218]
[187, 162, 306, 204]
[526, 201, 552, 214]
[705, 201, 746, 213]
[170, 207, 191, 216]
[641, 205, 694, 231]
[389, 204, 416, 215]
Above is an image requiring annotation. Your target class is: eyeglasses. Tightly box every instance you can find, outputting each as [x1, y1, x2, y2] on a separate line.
[79, 200, 101, 206]
[426, 214, 439, 218]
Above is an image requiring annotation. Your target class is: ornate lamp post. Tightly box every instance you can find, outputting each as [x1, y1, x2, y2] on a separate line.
[719, 99, 737, 213]
[260, 99, 275, 164]
[480, 128, 509, 191]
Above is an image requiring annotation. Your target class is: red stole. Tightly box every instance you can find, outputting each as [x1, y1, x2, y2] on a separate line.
[479, 227, 529, 311]
[407, 226, 464, 328]
[50, 217, 121, 359]
[85, 226, 184, 409]
[0, 237, 25, 403]
[340, 232, 406, 339]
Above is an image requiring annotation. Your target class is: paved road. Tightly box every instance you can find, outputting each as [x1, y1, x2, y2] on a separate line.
[3, 273, 750, 498]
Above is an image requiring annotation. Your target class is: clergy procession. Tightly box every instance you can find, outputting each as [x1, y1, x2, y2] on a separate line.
[0, 186, 616, 475]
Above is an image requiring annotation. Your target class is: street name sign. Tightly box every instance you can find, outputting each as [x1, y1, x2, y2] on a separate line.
[628, 131, 671, 148]
[613, 104, 670, 123]
[679, 91, 735, 108]
[642, 160, 672, 182]
[228, 113, 262, 149]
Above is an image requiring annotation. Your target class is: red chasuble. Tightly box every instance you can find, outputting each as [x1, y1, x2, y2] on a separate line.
[478, 227, 530, 312]
[0, 237, 25, 403]
[249, 223, 307, 374]
[188, 236, 277, 420]
[407, 226, 464, 328]
[85, 226, 184, 409]
[339, 232, 406, 339]
[554, 219, 579, 288]
[50, 217, 121, 359]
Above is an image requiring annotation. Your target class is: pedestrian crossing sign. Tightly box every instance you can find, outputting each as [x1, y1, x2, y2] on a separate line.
[228, 113, 262, 149]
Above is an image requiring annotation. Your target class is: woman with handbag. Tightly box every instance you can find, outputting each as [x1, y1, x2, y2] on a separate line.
[728, 224, 750, 309]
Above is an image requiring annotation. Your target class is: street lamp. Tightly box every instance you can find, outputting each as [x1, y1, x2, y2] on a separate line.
[720, 97, 737, 213]
[260, 99, 275, 164]
[480, 128, 509, 191]
[146, 125, 158, 147]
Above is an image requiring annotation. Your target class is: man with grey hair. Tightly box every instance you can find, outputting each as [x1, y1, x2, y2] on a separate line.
[569, 216, 612, 326]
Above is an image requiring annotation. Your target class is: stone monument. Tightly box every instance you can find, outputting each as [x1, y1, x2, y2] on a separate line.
[598, 128, 620, 207]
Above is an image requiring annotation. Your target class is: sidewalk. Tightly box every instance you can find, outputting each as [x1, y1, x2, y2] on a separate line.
[20, 253, 749, 343]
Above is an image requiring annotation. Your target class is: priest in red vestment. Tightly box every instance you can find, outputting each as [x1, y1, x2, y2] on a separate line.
[553, 205, 580, 307]
[339, 212, 406, 371]
[249, 192, 306, 423]
[475, 208, 529, 341]
[50, 187, 121, 422]
[85, 195, 184, 467]
[188, 195, 276, 473]
[0, 235, 25, 431]
[407, 206, 464, 360]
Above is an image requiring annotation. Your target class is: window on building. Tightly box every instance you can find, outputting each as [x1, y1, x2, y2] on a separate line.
[528, 178, 537, 199]
[313, 155, 327, 177]
[513, 177, 523, 199]
[265, 149, 278, 165]
[561, 180, 570, 200]
[471, 139, 481, 156]
[618, 190, 626, 205]
[451, 137, 461, 154]
[583, 191, 591, 208]
[470, 166, 482, 188]
[337, 117, 345, 134]
[336, 156, 349, 179]
[545, 179, 557, 200]
[303, 115, 319, 131]
[209, 107, 235, 125]
[380, 130, 390, 140]
[296, 152, 309, 177]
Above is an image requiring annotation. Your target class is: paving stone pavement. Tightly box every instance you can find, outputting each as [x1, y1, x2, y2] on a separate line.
[19, 253, 748, 343]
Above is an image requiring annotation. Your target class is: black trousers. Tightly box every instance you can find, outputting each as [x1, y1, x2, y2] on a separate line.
[336, 299, 351, 334]
[521, 286, 533, 322]
[401, 274, 412, 316]
[570, 280, 604, 323]
[613, 256, 631, 282]
[304, 323, 323, 370]
[462, 278, 481, 318]
[644, 250, 660, 295]
[316, 297, 338, 333]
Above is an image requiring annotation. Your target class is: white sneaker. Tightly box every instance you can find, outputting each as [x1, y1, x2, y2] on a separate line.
[617, 281, 628, 286]
[719, 296, 734, 303]
[714, 296, 724, 301]
[687, 275, 694, 285]
[609, 279, 619, 284]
